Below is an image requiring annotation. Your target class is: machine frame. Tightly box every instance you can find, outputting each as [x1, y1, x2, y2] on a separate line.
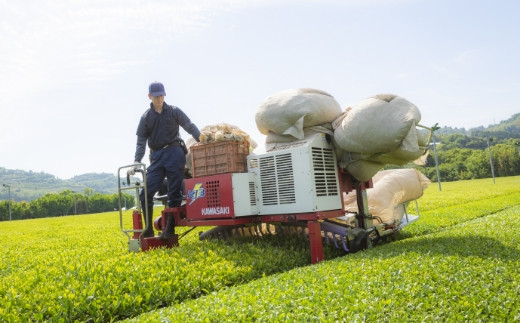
[118, 164, 377, 264]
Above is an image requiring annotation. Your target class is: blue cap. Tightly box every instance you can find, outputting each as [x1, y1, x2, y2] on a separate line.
[149, 82, 166, 96]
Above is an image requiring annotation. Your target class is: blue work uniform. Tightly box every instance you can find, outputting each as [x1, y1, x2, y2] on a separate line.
[134, 102, 200, 219]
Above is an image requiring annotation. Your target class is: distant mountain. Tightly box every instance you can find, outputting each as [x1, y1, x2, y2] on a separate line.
[0, 168, 118, 202]
[69, 173, 119, 193]
[437, 113, 520, 138]
[472, 113, 520, 138]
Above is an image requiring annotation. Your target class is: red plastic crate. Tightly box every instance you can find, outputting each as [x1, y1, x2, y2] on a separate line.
[190, 140, 249, 177]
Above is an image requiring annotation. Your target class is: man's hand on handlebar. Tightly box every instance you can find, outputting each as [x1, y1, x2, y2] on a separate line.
[127, 161, 140, 176]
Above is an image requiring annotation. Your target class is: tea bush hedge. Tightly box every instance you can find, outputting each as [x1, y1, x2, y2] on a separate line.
[1, 176, 519, 321]
[130, 207, 520, 322]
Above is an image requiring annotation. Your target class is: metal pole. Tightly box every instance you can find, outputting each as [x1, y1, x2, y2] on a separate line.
[74, 194, 77, 215]
[431, 124, 441, 191]
[3, 184, 12, 221]
[487, 138, 495, 184]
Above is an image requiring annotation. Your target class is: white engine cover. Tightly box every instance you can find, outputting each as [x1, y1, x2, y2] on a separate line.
[247, 132, 342, 215]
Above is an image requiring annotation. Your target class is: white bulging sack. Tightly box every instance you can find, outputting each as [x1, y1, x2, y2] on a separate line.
[256, 88, 342, 140]
[334, 94, 421, 154]
[344, 169, 431, 226]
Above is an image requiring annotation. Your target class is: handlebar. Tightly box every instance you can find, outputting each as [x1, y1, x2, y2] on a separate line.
[127, 168, 144, 186]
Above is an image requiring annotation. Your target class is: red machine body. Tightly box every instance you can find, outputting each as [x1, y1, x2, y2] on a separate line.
[130, 169, 366, 264]
[185, 174, 236, 220]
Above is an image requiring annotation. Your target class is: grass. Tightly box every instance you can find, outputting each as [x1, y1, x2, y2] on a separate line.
[0, 176, 519, 322]
[132, 207, 520, 322]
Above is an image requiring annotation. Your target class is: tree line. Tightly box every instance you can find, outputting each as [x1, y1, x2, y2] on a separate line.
[0, 189, 135, 221]
[2, 129, 519, 221]
[413, 135, 520, 182]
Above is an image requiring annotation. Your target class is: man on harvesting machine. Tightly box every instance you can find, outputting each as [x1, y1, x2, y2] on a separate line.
[131, 82, 200, 239]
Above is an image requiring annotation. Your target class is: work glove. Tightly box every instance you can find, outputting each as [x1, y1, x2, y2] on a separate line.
[127, 161, 140, 176]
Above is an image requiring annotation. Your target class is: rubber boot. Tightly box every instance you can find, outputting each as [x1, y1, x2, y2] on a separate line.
[160, 215, 175, 240]
[141, 208, 154, 238]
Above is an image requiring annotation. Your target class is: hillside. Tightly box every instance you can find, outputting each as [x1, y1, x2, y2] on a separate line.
[0, 168, 118, 201]
[437, 113, 520, 138]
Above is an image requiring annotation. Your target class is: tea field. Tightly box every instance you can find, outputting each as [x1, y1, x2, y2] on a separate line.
[1, 176, 519, 322]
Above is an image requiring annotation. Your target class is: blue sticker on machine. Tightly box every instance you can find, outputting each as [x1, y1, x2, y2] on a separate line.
[187, 183, 206, 205]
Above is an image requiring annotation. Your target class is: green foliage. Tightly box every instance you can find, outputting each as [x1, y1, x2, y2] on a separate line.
[435, 112, 520, 139]
[130, 177, 520, 322]
[421, 140, 520, 181]
[439, 133, 488, 150]
[416, 114, 520, 182]
[0, 213, 318, 322]
[470, 113, 520, 139]
[1, 176, 520, 322]
[0, 191, 135, 221]
[140, 208, 520, 322]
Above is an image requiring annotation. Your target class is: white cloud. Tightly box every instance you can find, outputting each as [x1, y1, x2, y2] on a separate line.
[0, 0, 251, 98]
[0, 0, 413, 99]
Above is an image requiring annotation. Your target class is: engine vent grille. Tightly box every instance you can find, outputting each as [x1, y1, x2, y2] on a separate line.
[259, 153, 295, 205]
[249, 181, 256, 206]
[205, 180, 221, 207]
[312, 147, 338, 196]
[249, 158, 258, 169]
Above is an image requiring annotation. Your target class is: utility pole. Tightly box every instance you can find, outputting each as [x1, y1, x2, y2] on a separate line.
[73, 192, 77, 215]
[2, 184, 12, 221]
[487, 137, 495, 184]
[431, 123, 442, 191]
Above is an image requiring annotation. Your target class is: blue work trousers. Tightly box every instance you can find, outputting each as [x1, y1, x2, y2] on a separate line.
[140, 145, 185, 219]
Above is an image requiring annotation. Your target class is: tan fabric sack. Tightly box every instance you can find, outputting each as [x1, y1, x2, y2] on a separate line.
[334, 94, 421, 154]
[256, 88, 342, 140]
[344, 169, 430, 225]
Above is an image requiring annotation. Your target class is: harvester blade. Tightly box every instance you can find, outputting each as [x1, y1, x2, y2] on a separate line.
[324, 231, 331, 245]
[319, 221, 351, 253]
[254, 224, 262, 236]
[296, 226, 302, 238]
[332, 234, 340, 249]
[340, 236, 349, 252]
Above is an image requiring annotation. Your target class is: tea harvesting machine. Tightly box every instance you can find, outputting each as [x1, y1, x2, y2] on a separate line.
[118, 133, 420, 264]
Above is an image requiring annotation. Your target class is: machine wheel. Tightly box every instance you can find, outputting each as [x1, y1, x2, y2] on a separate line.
[366, 236, 374, 249]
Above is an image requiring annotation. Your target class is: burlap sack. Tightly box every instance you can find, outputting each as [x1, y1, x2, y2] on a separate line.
[344, 169, 430, 225]
[256, 88, 342, 140]
[334, 94, 421, 154]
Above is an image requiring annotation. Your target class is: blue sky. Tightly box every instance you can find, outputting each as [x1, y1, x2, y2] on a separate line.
[1, 0, 519, 179]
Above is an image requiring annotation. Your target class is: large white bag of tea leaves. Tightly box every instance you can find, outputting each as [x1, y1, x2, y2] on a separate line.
[337, 151, 386, 182]
[334, 94, 421, 154]
[256, 88, 342, 140]
[343, 169, 430, 226]
[367, 126, 430, 165]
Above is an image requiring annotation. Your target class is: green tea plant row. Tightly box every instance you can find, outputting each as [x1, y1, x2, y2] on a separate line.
[406, 176, 520, 236]
[126, 176, 520, 321]
[0, 212, 340, 322]
[129, 206, 520, 322]
[0, 176, 519, 321]
[411, 176, 519, 211]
